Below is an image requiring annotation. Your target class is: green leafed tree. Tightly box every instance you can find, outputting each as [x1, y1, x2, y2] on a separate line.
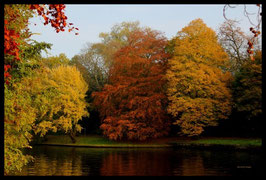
[71, 44, 108, 95]
[96, 21, 141, 68]
[232, 50, 262, 134]
[42, 53, 70, 68]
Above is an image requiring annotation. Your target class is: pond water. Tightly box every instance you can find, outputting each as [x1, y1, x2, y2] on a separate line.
[11, 145, 263, 176]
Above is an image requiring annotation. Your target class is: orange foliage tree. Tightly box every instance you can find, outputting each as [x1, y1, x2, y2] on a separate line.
[93, 28, 171, 140]
[166, 19, 232, 137]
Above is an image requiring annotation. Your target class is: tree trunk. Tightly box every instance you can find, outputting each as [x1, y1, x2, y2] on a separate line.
[69, 131, 76, 143]
[190, 135, 200, 140]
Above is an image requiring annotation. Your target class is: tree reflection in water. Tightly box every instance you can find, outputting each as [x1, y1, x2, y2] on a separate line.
[100, 149, 173, 176]
[11, 146, 262, 176]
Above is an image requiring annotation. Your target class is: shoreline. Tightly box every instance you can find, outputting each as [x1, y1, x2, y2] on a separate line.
[35, 135, 262, 151]
[37, 143, 172, 148]
[36, 143, 262, 152]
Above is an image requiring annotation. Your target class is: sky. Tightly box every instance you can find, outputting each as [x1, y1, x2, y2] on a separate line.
[28, 4, 261, 59]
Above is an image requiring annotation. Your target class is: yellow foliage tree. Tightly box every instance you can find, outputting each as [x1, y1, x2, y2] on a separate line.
[22, 65, 89, 142]
[4, 83, 36, 174]
[4, 64, 88, 174]
[166, 19, 232, 136]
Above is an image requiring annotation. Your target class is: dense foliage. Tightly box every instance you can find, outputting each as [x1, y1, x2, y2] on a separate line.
[21, 65, 89, 139]
[4, 4, 78, 84]
[231, 51, 262, 135]
[4, 83, 36, 174]
[93, 28, 171, 140]
[71, 22, 142, 94]
[4, 4, 262, 175]
[233, 51, 262, 119]
[70, 22, 144, 134]
[4, 4, 83, 175]
[166, 19, 233, 136]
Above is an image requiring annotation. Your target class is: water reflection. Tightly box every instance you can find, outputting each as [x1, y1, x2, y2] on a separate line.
[11, 146, 263, 176]
[100, 149, 174, 176]
[18, 146, 84, 176]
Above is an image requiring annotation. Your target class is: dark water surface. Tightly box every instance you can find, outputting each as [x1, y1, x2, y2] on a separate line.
[12, 145, 263, 176]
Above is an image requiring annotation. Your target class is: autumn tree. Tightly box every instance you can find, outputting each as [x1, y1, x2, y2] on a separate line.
[72, 21, 142, 93]
[4, 4, 78, 84]
[42, 53, 70, 68]
[4, 41, 53, 176]
[70, 21, 143, 134]
[93, 28, 171, 140]
[166, 19, 232, 137]
[21, 65, 89, 142]
[93, 21, 141, 71]
[71, 21, 142, 99]
[4, 4, 78, 174]
[4, 4, 33, 85]
[4, 83, 36, 174]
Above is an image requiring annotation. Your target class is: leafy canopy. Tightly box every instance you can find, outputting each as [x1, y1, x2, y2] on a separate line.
[166, 19, 232, 136]
[93, 28, 171, 140]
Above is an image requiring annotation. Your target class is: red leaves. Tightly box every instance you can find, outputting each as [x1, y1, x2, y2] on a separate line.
[4, 25, 21, 61]
[248, 27, 261, 60]
[30, 4, 79, 35]
[4, 65, 11, 72]
[4, 65, 12, 85]
[93, 29, 170, 140]
[4, 4, 79, 85]
[247, 40, 254, 60]
[4, 72, 11, 78]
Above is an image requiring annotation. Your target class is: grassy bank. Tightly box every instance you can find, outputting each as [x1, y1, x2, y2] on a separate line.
[40, 135, 172, 148]
[39, 135, 262, 149]
[168, 137, 262, 150]
[181, 138, 262, 146]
